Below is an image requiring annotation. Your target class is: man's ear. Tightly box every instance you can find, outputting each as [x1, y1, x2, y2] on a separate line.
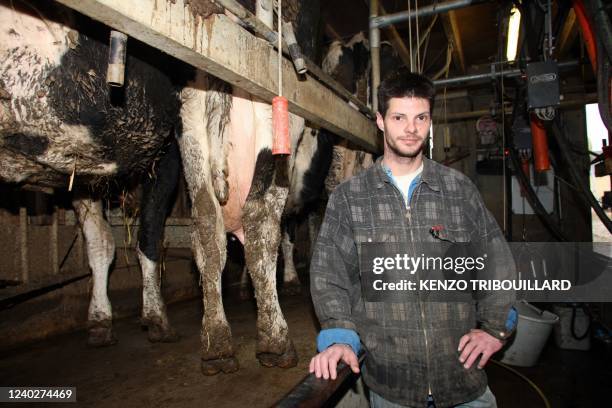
[376, 112, 385, 132]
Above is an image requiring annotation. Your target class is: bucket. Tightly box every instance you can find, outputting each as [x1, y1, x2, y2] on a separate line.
[499, 301, 559, 367]
[552, 304, 591, 351]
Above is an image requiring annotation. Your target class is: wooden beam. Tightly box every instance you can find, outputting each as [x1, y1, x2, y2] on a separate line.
[54, 0, 379, 152]
[557, 8, 577, 59]
[378, 4, 411, 69]
[441, 10, 466, 73]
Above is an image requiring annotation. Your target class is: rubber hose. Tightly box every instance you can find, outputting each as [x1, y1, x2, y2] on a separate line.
[550, 120, 612, 233]
[596, 40, 612, 132]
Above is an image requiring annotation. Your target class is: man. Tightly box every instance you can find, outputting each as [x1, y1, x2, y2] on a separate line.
[308, 71, 516, 407]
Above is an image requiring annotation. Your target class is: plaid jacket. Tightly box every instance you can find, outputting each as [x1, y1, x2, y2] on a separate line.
[310, 156, 515, 407]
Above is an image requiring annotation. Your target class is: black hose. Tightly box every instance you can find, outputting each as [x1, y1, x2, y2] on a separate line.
[596, 41, 612, 132]
[549, 120, 612, 233]
[0, 272, 91, 311]
[584, 0, 612, 64]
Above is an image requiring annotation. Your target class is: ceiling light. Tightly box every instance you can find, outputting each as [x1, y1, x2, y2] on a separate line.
[506, 5, 521, 62]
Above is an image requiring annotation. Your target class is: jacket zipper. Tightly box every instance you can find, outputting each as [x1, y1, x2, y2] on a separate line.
[406, 185, 433, 397]
[388, 179, 433, 397]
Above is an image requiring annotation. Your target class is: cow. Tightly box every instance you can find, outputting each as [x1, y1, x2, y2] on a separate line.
[236, 32, 380, 299]
[276, 33, 403, 291]
[0, 0, 189, 346]
[0, 0, 351, 376]
[177, 0, 327, 373]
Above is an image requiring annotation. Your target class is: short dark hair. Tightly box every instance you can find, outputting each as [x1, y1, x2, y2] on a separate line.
[377, 70, 435, 117]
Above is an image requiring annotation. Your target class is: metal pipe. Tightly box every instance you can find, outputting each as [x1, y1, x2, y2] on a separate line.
[106, 30, 128, 87]
[433, 93, 597, 122]
[378, 2, 411, 68]
[282, 22, 307, 75]
[216, 0, 374, 117]
[433, 60, 579, 87]
[276, 353, 366, 407]
[371, 0, 487, 29]
[370, 0, 381, 112]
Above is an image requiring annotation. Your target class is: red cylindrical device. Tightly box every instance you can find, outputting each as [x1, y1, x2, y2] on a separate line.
[530, 115, 550, 172]
[272, 96, 290, 155]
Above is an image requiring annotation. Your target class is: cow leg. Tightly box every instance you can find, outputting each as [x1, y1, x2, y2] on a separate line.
[179, 73, 237, 375]
[280, 222, 301, 295]
[243, 154, 297, 369]
[137, 140, 180, 343]
[192, 184, 237, 375]
[73, 198, 116, 347]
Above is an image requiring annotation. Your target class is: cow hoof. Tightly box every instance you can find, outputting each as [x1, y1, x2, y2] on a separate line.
[280, 282, 302, 296]
[87, 327, 117, 347]
[201, 357, 239, 375]
[257, 342, 298, 368]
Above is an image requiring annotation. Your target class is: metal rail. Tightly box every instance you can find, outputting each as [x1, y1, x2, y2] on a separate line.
[275, 353, 366, 407]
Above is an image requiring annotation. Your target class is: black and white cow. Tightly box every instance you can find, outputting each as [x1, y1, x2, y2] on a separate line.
[239, 32, 380, 298]
[0, 0, 186, 345]
[0, 0, 359, 376]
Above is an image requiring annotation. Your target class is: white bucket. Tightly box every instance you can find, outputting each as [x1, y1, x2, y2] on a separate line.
[499, 301, 559, 367]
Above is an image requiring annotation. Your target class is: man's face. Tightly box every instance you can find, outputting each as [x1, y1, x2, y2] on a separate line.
[376, 96, 431, 159]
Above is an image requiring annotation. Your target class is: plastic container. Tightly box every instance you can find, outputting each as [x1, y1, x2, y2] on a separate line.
[552, 304, 591, 351]
[499, 301, 559, 367]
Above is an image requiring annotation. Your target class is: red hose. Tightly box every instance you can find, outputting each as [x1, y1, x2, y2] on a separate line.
[530, 115, 550, 172]
[572, 0, 597, 74]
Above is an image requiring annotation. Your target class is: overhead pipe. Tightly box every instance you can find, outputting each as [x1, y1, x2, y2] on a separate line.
[432, 60, 579, 87]
[370, 0, 488, 30]
[378, 2, 412, 69]
[432, 93, 597, 122]
[370, 0, 381, 113]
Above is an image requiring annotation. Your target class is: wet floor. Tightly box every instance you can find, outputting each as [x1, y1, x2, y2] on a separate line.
[1, 289, 610, 407]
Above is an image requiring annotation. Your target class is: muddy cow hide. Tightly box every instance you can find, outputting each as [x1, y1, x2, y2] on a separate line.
[177, 0, 326, 375]
[248, 32, 377, 297]
[0, 0, 185, 345]
[0, 1, 189, 346]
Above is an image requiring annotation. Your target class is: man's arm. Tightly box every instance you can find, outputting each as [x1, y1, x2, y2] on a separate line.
[309, 188, 362, 379]
[459, 182, 517, 369]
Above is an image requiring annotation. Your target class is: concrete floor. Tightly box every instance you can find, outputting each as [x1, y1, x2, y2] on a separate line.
[1, 287, 610, 407]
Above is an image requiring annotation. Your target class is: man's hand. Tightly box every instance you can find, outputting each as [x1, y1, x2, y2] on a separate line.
[309, 344, 360, 380]
[458, 329, 504, 369]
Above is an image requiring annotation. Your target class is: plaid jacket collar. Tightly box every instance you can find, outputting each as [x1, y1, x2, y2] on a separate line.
[373, 155, 441, 192]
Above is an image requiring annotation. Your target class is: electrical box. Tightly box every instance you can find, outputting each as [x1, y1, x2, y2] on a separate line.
[526, 61, 560, 109]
